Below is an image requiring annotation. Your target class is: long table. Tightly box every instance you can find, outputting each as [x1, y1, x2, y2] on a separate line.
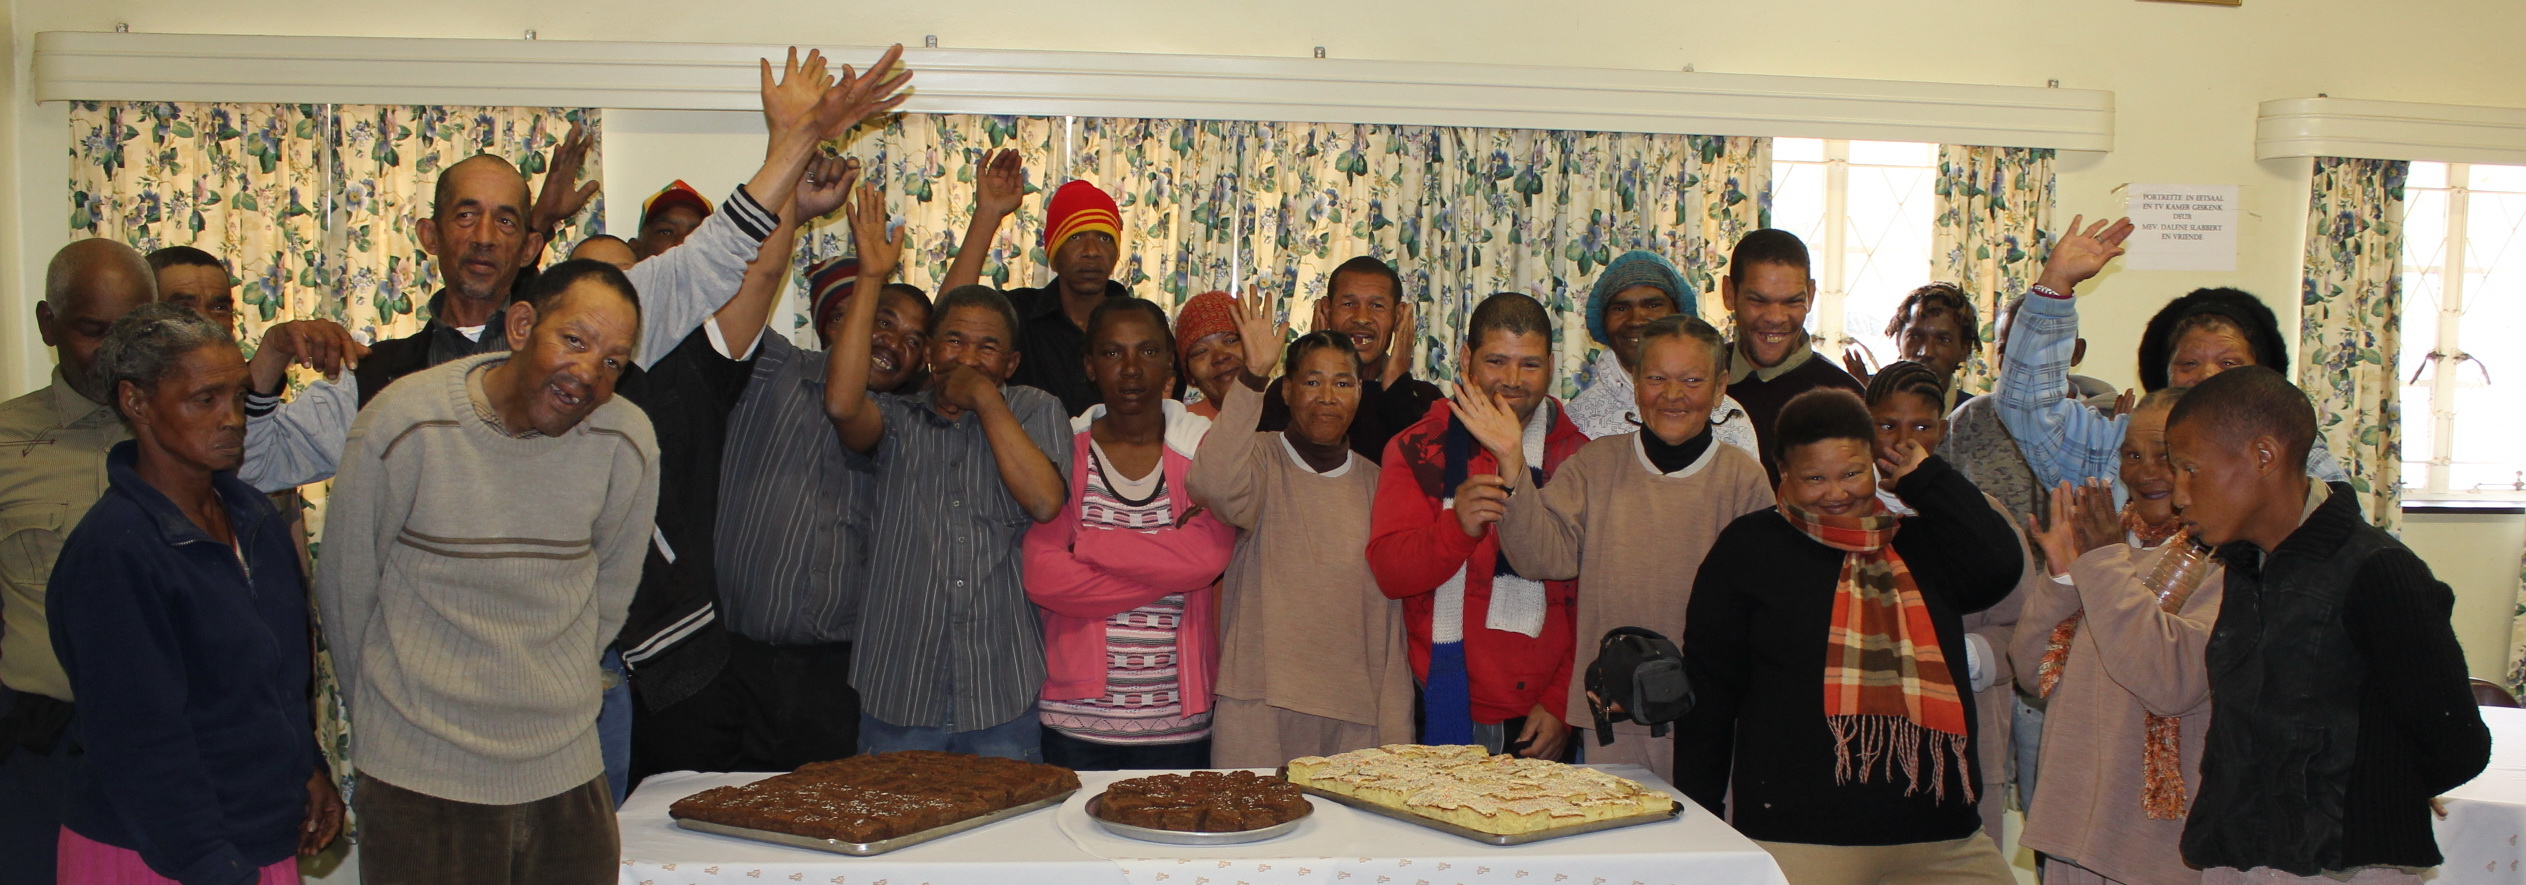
[2435, 705, 2526, 884]
[618, 764, 1791, 885]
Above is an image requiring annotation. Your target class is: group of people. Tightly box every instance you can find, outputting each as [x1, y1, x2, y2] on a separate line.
[0, 43, 2493, 885]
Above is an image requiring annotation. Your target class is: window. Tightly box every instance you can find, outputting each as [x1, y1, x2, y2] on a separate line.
[2400, 161, 2526, 497]
[1769, 139, 1940, 369]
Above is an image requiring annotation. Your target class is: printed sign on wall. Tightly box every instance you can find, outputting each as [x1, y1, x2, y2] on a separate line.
[2125, 184, 2240, 271]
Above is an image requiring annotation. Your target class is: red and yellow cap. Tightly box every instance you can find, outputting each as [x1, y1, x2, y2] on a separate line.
[1041, 180, 1122, 258]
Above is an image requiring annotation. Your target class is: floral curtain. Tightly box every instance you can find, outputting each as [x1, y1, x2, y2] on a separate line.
[69, 101, 334, 346]
[2511, 553, 2526, 696]
[781, 114, 1063, 342]
[1933, 145, 2057, 397]
[2298, 156, 2406, 534]
[1072, 118, 1248, 310]
[330, 105, 604, 343]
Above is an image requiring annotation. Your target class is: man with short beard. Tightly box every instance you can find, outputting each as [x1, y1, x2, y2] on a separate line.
[1718, 229, 1865, 483]
[0, 239, 156, 880]
[1260, 256, 1442, 464]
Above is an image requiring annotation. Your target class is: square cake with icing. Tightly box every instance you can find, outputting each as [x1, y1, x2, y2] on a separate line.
[1284, 744, 1672, 835]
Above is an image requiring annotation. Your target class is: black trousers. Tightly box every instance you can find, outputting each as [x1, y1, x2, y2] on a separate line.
[355, 773, 616, 885]
[631, 636, 858, 781]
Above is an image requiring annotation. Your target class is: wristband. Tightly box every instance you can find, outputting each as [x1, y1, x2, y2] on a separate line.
[2031, 283, 2071, 300]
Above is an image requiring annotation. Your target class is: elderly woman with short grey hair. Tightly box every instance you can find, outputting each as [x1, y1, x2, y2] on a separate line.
[45, 302, 339, 884]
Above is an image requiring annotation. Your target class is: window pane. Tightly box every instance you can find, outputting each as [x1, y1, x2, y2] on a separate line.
[2400, 186, 2449, 386]
[2470, 163, 2526, 194]
[2409, 161, 2449, 190]
[1837, 163, 1937, 366]
[2446, 187, 2526, 492]
[1847, 140, 1935, 167]
[1774, 137, 1825, 163]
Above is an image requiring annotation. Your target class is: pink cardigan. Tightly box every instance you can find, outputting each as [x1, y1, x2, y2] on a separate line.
[1023, 416, 1236, 713]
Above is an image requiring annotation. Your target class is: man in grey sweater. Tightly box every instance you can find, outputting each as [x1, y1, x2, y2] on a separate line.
[318, 261, 655, 883]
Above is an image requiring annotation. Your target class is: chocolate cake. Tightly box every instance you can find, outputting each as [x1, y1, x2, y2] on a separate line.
[1093, 770, 1311, 832]
[669, 750, 1081, 843]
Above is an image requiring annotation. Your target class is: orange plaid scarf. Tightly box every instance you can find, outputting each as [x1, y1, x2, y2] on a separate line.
[1779, 496, 1975, 804]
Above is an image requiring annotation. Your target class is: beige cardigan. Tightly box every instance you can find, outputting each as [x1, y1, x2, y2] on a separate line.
[1187, 382, 1415, 738]
[1495, 433, 1775, 725]
[2008, 541, 2223, 885]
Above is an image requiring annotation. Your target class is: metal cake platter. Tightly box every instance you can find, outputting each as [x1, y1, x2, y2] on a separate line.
[1281, 769, 1682, 847]
[672, 788, 1077, 857]
[1083, 793, 1313, 845]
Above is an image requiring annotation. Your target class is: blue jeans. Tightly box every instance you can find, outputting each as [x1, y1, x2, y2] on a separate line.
[2014, 694, 2045, 810]
[859, 712, 1042, 762]
[598, 648, 632, 807]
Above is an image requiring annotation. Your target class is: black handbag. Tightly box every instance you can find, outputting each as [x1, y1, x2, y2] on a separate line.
[1583, 626, 1691, 746]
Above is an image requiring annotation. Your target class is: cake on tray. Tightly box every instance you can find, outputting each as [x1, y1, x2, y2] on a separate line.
[1093, 770, 1311, 832]
[1284, 744, 1673, 835]
[669, 750, 1080, 843]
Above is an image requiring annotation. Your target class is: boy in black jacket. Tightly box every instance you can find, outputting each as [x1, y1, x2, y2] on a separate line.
[2167, 367, 2489, 883]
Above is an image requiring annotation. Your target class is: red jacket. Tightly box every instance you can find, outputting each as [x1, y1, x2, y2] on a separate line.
[1367, 399, 1586, 725]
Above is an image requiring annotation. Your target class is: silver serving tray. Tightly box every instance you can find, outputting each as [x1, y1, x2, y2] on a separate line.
[1083, 793, 1312, 845]
[1291, 784, 1682, 846]
[672, 788, 1076, 857]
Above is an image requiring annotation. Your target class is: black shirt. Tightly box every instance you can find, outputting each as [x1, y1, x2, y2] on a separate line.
[611, 327, 753, 709]
[1257, 371, 1443, 465]
[1004, 280, 1130, 417]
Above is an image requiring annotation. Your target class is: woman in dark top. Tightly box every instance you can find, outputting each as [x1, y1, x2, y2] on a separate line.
[48, 304, 337, 885]
[1676, 388, 2021, 885]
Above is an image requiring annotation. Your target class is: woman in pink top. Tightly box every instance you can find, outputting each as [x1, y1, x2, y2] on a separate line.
[1024, 297, 1237, 770]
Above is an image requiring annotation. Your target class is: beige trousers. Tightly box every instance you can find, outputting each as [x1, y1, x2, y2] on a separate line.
[1210, 696, 1385, 769]
[1754, 831, 2017, 885]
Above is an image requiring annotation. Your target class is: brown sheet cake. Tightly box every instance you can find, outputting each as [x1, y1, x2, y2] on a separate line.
[1093, 770, 1311, 832]
[670, 750, 1081, 843]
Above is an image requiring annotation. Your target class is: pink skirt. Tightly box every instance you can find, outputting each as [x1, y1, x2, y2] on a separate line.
[56, 828, 298, 885]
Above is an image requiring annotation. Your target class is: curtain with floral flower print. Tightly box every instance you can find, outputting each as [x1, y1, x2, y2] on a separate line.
[2298, 156, 2405, 535]
[329, 105, 604, 344]
[1241, 123, 1442, 353]
[1933, 145, 2056, 397]
[1070, 118, 1249, 311]
[781, 114, 1063, 343]
[68, 101, 334, 346]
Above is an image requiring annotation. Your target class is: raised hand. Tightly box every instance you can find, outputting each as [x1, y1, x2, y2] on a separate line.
[1382, 299, 1418, 388]
[2036, 214, 2136, 295]
[845, 180, 902, 281]
[1450, 379, 1527, 476]
[2069, 479, 2122, 554]
[793, 154, 860, 222]
[252, 319, 370, 389]
[811, 44, 914, 140]
[2027, 484, 2082, 577]
[1228, 297, 1288, 378]
[1841, 340, 1876, 385]
[974, 148, 1025, 221]
[759, 47, 836, 142]
[527, 120, 601, 245]
[2111, 389, 2137, 418]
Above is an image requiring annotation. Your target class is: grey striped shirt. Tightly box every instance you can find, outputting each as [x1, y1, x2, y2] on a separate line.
[714, 335, 872, 646]
[851, 384, 1073, 730]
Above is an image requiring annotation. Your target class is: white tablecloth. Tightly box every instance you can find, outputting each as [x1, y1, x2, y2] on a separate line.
[618, 765, 1790, 885]
[2435, 705, 2526, 884]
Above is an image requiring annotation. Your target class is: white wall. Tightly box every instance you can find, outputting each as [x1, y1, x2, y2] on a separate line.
[6, 0, 2525, 677]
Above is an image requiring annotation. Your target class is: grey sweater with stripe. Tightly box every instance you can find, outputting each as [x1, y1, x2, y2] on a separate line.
[314, 352, 659, 805]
